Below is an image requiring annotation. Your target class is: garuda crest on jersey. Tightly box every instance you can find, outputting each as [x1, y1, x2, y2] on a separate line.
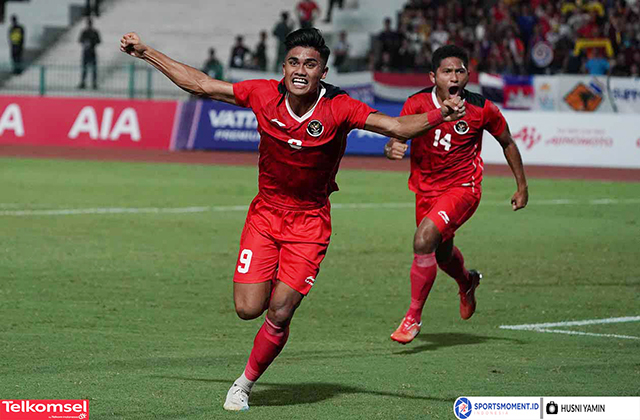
[454, 120, 469, 135]
[306, 120, 324, 137]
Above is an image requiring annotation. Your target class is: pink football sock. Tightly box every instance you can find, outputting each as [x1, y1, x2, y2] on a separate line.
[405, 252, 437, 323]
[244, 316, 289, 381]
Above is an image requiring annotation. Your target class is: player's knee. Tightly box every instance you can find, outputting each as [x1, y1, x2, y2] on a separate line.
[413, 235, 436, 254]
[267, 303, 295, 326]
[234, 302, 264, 320]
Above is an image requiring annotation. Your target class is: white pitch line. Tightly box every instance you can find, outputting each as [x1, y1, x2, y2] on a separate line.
[533, 329, 640, 340]
[0, 198, 639, 217]
[500, 316, 640, 330]
[500, 316, 640, 340]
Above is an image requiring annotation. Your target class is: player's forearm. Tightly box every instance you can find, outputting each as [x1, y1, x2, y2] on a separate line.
[391, 110, 444, 140]
[141, 47, 216, 96]
[503, 142, 528, 191]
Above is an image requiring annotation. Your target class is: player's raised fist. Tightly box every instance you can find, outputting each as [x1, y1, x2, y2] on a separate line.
[441, 96, 466, 122]
[120, 32, 146, 58]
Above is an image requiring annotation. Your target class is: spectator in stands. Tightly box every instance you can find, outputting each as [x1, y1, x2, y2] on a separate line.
[516, 3, 537, 47]
[296, 0, 320, 29]
[229, 35, 250, 69]
[202, 47, 224, 80]
[377, 17, 403, 69]
[78, 18, 101, 89]
[254, 31, 268, 72]
[8, 14, 24, 74]
[332, 30, 350, 72]
[584, 48, 610, 75]
[323, 0, 343, 23]
[272, 12, 293, 72]
[429, 22, 450, 53]
[505, 27, 525, 74]
[397, 38, 416, 70]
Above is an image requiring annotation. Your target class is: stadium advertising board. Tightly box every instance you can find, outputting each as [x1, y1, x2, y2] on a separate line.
[0, 96, 178, 149]
[185, 100, 402, 155]
[608, 77, 640, 113]
[481, 111, 639, 168]
[531, 75, 639, 113]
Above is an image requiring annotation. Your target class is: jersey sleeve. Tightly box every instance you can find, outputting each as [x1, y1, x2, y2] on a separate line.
[483, 100, 507, 137]
[233, 79, 270, 110]
[331, 94, 377, 130]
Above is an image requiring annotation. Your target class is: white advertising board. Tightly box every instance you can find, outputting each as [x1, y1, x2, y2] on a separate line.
[482, 111, 640, 168]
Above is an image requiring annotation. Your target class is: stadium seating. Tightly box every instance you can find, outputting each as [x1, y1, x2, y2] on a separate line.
[3, 0, 304, 98]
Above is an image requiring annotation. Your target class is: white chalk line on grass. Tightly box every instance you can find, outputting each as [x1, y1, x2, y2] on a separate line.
[500, 316, 640, 340]
[0, 198, 639, 217]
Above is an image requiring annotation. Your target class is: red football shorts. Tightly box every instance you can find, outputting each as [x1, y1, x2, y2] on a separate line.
[233, 195, 332, 295]
[415, 187, 481, 242]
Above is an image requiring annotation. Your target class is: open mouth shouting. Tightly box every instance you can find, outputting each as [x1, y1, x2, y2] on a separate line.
[448, 86, 460, 97]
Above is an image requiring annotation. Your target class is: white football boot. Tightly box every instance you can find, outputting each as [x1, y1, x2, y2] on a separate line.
[223, 383, 251, 411]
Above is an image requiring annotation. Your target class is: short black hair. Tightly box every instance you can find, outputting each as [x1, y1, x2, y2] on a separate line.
[284, 28, 330, 66]
[432, 45, 469, 71]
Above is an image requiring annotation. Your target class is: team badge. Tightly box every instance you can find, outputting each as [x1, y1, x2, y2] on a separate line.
[306, 120, 324, 137]
[454, 120, 469, 135]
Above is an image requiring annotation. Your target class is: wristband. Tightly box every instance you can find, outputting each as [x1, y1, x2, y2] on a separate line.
[427, 109, 444, 127]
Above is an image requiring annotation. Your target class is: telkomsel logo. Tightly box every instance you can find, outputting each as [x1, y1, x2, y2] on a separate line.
[454, 397, 472, 419]
[1, 400, 89, 420]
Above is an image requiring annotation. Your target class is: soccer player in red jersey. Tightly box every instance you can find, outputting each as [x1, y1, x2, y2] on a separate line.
[120, 28, 465, 411]
[385, 45, 529, 345]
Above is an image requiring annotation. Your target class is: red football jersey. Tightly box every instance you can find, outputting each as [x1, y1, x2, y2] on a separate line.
[403, 87, 507, 197]
[233, 79, 376, 210]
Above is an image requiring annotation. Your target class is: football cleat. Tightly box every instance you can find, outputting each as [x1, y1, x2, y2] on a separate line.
[390, 316, 422, 344]
[459, 269, 482, 320]
[223, 383, 250, 411]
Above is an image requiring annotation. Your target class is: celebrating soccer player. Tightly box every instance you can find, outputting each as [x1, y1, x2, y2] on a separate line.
[120, 28, 466, 411]
[385, 45, 529, 345]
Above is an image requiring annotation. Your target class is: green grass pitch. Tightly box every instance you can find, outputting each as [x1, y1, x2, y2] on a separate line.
[1, 157, 638, 419]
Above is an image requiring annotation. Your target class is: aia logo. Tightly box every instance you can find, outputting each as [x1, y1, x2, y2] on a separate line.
[513, 126, 543, 150]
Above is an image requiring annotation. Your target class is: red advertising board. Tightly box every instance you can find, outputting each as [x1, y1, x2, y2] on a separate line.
[0, 96, 178, 150]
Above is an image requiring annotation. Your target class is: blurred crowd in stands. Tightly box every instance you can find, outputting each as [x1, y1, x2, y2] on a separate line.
[215, 0, 640, 78]
[374, 0, 640, 76]
[217, 0, 357, 76]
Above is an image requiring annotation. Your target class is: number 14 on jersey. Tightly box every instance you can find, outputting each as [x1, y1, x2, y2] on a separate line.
[433, 129, 452, 151]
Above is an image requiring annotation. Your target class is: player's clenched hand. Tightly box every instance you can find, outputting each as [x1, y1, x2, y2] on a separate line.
[441, 96, 466, 122]
[511, 188, 528, 211]
[384, 139, 408, 160]
[120, 32, 147, 58]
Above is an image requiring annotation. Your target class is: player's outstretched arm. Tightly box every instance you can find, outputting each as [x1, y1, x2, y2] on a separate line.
[119, 32, 236, 105]
[495, 125, 529, 211]
[364, 97, 465, 141]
